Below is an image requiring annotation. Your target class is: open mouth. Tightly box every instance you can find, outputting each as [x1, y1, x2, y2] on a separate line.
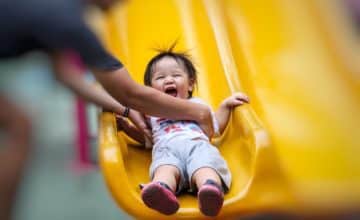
[164, 87, 178, 97]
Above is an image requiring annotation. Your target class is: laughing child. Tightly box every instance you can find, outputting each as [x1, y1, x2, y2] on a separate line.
[116, 49, 249, 216]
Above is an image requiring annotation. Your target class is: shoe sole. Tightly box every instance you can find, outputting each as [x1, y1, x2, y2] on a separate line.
[141, 183, 179, 215]
[198, 185, 224, 217]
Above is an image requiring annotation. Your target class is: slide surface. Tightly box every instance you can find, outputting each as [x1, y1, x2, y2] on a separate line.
[98, 0, 360, 219]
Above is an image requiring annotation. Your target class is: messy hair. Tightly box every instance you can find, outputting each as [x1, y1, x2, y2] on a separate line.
[143, 43, 198, 97]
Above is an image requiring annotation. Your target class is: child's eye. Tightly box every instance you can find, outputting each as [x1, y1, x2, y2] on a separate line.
[173, 74, 182, 77]
[155, 76, 164, 80]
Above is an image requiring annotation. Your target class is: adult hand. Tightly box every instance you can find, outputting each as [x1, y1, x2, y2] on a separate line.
[197, 106, 214, 138]
[128, 109, 152, 140]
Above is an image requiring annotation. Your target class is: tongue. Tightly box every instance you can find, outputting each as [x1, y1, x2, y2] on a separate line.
[165, 89, 177, 97]
[167, 91, 177, 97]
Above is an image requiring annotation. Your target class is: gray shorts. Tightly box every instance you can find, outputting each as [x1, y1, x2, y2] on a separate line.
[149, 138, 231, 193]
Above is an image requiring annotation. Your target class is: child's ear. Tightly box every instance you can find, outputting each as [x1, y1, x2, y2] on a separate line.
[188, 78, 195, 93]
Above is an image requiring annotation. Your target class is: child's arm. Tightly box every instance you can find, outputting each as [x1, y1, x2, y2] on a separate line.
[215, 93, 250, 134]
[116, 115, 146, 145]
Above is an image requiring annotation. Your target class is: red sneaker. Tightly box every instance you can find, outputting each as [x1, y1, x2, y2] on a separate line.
[141, 182, 179, 215]
[198, 180, 224, 216]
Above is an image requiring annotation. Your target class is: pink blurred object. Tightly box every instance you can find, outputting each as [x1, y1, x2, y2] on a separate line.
[346, 0, 360, 25]
[66, 50, 96, 172]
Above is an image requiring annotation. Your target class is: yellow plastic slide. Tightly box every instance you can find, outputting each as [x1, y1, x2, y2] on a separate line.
[97, 0, 360, 219]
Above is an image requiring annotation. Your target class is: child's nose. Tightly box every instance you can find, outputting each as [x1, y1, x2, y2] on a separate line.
[164, 76, 174, 83]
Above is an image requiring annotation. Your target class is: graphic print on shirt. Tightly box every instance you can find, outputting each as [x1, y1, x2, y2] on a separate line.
[148, 97, 220, 147]
[156, 118, 203, 134]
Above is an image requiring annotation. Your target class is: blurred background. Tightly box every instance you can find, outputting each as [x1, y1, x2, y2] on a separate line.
[0, 0, 359, 219]
[0, 54, 130, 219]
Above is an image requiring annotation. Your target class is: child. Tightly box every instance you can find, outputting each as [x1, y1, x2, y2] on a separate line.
[116, 50, 249, 216]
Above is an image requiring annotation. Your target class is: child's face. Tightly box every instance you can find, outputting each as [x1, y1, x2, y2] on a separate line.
[150, 57, 194, 99]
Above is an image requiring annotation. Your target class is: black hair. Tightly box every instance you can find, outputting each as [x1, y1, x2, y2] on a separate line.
[143, 44, 198, 98]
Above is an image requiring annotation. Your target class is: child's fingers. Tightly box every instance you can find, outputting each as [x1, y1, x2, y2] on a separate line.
[229, 99, 244, 107]
[234, 93, 250, 103]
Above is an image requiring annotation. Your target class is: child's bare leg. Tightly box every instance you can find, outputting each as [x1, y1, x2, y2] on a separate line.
[152, 165, 180, 192]
[192, 167, 224, 217]
[192, 167, 221, 189]
[141, 165, 180, 215]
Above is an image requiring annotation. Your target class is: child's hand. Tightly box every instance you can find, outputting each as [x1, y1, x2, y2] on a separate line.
[221, 92, 250, 109]
[216, 93, 249, 134]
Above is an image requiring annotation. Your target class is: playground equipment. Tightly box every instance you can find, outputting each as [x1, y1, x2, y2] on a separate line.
[98, 0, 360, 219]
[68, 52, 97, 171]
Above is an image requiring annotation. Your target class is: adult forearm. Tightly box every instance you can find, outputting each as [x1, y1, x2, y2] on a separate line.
[128, 84, 209, 120]
[57, 72, 126, 115]
[94, 67, 210, 121]
[51, 53, 126, 115]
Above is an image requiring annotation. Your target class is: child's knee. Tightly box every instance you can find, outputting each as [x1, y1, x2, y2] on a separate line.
[192, 167, 221, 185]
[154, 165, 180, 179]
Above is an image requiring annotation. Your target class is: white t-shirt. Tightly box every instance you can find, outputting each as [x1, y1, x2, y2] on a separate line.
[147, 97, 219, 148]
